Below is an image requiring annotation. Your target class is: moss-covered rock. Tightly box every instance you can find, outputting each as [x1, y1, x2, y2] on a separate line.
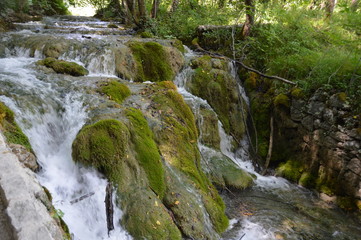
[125, 108, 165, 198]
[198, 107, 221, 150]
[0, 102, 32, 151]
[72, 118, 181, 239]
[151, 87, 229, 233]
[99, 80, 131, 104]
[201, 147, 254, 190]
[276, 159, 304, 182]
[37, 57, 88, 76]
[187, 55, 246, 143]
[127, 41, 184, 82]
[274, 93, 290, 108]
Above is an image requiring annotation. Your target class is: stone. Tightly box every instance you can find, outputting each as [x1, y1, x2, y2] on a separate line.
[301, 115, 314, 131]
[308, 101, 325, 118]
[9, 143, 38, 171]
[0, 133, 66, 240]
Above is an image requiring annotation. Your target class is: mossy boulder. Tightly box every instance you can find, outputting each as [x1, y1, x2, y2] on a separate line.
[0, 102, 32, 151]
[72, 118, 181, 239]
[99, 80, 131, 104]
[37, 57, 88, 76]
[276, 159, 304, 182]
[201, 148, 254, 190]
[127, 41, 184, 82]
[187, 55, 246, 143]
[198, 107, 221, 150]
[151, 87, 229, 233]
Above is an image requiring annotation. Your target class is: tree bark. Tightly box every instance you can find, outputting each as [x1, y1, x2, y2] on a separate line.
[351, 0, 359, 11]
[105, 183, 114, 235]
[325, 0, 336, 18]
[138, 0, 147, 23]
[171, 0, 180, 12]
[151, 0, 160, 18]
[241, 0, 255, 39]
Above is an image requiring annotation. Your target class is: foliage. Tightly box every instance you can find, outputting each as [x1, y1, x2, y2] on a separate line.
[236, 4, 361, 108]
[0, 0, 69, 15]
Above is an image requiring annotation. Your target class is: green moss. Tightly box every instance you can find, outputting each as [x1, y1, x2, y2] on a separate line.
[107, 24, 118, 28]
[337, 92, 347, 102]
[171, 39, 185, 53]
[128, 41, 173, 82]
[0, 102, 32, 151]
[291, 88, 304, 99]
[298, 172, 316, 188]
[152, 89, 228, 233]
[276, 159, 303, 182]
[139, 31, 154, 38]
[188, 56, 246, 142]
[125, 108, 166, 199]
[274, 93, 290, 108]
[99, 80, 131, 104]
[337, 196, 357, 211]
[156, 81, 177, 90]
[72, 119, 128, 183]
[123, 190, 182, 240]
[190, 55, 213, 71]
[38, 57, 88, 76]
[244, 72, 258, 90]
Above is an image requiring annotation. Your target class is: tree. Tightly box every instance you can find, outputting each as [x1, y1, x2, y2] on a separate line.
[325, 0, 336, 18]
[151, 0, 160, 18]
[351, 0, 359, 11]
[241, 0, 255, 39]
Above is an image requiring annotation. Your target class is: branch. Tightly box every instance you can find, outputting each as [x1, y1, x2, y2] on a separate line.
[262, 115, 273, 175]
[193, 43, 296, 85]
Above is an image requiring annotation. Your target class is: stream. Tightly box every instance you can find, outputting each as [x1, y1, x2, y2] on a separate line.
[0, 16, 360, 240]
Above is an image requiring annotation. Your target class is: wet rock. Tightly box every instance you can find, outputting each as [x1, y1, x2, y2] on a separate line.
[9, 143, 38, 171]
[0, 133, 66, 240]
[37, 57, 88, 76]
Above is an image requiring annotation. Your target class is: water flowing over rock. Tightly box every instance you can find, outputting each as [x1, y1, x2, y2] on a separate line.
[1, 15, 361, 240]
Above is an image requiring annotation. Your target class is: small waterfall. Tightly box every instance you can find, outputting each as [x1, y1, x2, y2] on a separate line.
[0, 56, 131, 239]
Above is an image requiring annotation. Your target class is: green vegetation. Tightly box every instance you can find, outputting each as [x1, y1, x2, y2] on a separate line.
[188, 55, 246, 142]
[0, 0, 69, 15]
[152, 87, 229, 233]
[125, 108, 165, 198]
[128, 41, 174, 82]
[72, 119, 128, 182]
[0, 102, 32, 151]
[99, 80, 131, 104]
[38, 57, 88, 76]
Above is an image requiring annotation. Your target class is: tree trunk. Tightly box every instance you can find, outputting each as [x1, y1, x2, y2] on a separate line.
[151, 0, 160, 18]
[351, 0, 359, 11]
[105, 183, 114, 235]
[138, 0, 147, 26]
[171, 0, 180, 12]
[325, 0, 336, 18]
[241, 0, 255, 39]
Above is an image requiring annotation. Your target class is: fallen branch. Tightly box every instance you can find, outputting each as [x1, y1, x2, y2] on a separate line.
[105, 183, 114, 235]
[193, 43, 296, 85]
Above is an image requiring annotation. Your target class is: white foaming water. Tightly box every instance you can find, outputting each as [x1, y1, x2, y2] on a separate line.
[0, 56, 131, 240]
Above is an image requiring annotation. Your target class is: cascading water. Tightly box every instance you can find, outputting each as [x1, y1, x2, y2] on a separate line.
[175, 49, 361, 240]
[0, 42, 132, 240]
[1, 16, 361, 240]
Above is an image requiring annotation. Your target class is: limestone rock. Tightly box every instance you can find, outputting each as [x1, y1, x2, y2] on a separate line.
[0, 133, 66, 240]
[9, 143, 38, 171]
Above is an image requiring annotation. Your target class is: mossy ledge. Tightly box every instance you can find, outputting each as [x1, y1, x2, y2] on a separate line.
[37, 57, 88, 76]
[99, 80, 131, 104]
[127, 41, 183, 82]
[0, 102, 32, 151]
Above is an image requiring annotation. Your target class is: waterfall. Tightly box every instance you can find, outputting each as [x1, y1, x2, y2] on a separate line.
[0, 55, 131, 239]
